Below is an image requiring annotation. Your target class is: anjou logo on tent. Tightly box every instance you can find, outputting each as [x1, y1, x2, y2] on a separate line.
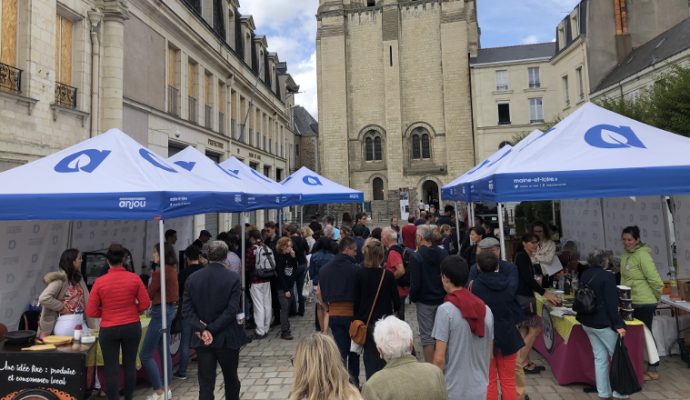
[303, 176, 322, 186]
[119, 197, 147, 210]
[139, 149, 178, 172]
[584, 125, 646, 149]
[54, 149, 112, 173]
[174, 161, 196, 171]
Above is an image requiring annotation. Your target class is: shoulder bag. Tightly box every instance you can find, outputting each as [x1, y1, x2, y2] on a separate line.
[349, 269, 386, 345]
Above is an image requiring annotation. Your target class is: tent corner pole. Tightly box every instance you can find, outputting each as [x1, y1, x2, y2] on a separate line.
[497, 203, 507, 261]
[158, 219, 170, 400]
[454, 201, 461, 253]
[240, 214, 246, 311]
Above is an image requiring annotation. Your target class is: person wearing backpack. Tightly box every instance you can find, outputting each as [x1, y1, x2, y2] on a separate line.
[382, 227, 411, 321]
[245, 229, 275, 340]
[576, 250, 627, 400]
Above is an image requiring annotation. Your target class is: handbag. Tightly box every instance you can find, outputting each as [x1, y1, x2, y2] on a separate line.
[610, 336, 642, 395]
[302, 270, 313, 298]
[349, 269, 386, 345]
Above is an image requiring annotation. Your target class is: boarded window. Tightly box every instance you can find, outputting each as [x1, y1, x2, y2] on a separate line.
[55, 14, 73, 85]
[1, 0, 18, 66]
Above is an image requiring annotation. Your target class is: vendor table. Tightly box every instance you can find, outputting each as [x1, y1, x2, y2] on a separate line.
[0, 340, 96, 400]
[533, 294, 645, 386]
[93, 317, 183, 391]
[659, 295, 690, 361]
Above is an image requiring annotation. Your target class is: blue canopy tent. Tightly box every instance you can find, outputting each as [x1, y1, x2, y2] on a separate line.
[0, 129, 248, 399]
[169, 148, 301, 311]
[280, 166, 364, 205]
[449, 102, 690, 259]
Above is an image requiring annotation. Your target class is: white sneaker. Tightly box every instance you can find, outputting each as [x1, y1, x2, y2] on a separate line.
[145, 390, 172, 400]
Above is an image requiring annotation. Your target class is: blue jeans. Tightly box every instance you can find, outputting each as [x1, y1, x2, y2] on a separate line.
[176, 319, 193, 376]
[582, 326, 629, 399]
[140, 303, 177, 390]
[329, 316, 360, 385]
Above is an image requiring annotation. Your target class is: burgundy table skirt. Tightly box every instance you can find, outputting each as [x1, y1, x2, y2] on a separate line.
[534, 323, 645, 386]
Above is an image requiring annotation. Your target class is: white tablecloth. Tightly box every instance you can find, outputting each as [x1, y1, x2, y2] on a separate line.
[652, 314, 690, 356]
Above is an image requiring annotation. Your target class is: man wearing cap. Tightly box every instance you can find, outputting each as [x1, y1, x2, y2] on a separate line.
[468, 237, 518, 295]
[467, 236, 524, 400]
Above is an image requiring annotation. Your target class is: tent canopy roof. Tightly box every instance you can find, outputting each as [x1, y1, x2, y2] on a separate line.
[281, 166, 363, 205]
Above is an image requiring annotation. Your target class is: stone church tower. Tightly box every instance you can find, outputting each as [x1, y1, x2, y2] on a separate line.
[316, 0, 479, 217]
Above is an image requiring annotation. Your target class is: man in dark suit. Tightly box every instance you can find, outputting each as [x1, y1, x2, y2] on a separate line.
[182, 240, 246, 400]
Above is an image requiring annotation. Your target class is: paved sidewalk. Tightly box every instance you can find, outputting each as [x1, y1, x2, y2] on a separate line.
[129, 302, 690, 399]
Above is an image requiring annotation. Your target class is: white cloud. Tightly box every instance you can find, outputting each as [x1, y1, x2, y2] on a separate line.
[521, 35, 540, 45]
[238, 0, 319, 119]
[293, 52, 318, 118]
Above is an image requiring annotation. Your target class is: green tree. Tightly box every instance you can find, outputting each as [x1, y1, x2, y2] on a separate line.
[598, 65, 690, 137]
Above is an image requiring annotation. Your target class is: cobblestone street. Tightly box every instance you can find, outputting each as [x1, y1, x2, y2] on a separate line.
[130, 302, 690, 400]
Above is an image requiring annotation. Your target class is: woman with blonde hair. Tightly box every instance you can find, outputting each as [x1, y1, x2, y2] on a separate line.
[354, 238, 400, 378]
[290, 333, 362, 400]
[302, 226, 315, 252]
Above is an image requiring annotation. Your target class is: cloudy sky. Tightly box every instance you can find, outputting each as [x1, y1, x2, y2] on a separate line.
[238, 0, 581, 119]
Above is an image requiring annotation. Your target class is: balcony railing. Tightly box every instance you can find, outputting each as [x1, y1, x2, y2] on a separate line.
[0, 62, 22, 93]
[529, 81, 541, 89]
[55, 82, 77, 109]
[188, 97, 197, 123]
[205, 105, 212, 129]
[167, 86, 179, 116]
[218, 112, 225, 134]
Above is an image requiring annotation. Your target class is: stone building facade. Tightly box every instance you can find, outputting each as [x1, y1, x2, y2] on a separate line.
[0, 0, 301, 235]
[316, 0, 479, 218]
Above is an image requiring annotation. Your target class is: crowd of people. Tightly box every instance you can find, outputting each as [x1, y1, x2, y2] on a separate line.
[33, 206, 664, 400]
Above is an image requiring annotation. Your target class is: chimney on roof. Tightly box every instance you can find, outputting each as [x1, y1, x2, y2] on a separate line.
[613, 0, 632, 63]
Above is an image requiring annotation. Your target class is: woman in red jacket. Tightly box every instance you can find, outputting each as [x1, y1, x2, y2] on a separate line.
[86, 244, 150, 400]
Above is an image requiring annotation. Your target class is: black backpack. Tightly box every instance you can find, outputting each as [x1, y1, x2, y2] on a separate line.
[389, 244, 412, 287]
[573, 275, 597, 315]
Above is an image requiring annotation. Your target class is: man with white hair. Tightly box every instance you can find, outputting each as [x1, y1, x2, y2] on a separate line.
[409, 224, 448, 362]
[361, 316, 447, 400]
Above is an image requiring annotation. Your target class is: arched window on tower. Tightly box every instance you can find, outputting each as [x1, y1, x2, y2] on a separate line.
[412, 134, 421, 159]
[374, 136, 382, 161]
[421, 133, 431, 159]
[372, 177, 384, 200]
[365, 137, 374, 161]
[363, 131, 383, 162]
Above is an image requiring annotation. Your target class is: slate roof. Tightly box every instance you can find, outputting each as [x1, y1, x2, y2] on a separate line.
[293, 106, 318, 137]
[595, 17, 690, 92]
[471, 42, 556, 65]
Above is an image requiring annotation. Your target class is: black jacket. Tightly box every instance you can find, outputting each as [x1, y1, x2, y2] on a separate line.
[319, 254, 359, 304]
[354, 267, 400, 322]
[409, 245, 448, 305]
[178, 264, 203, 301]
[275, 252, 297, 292]
[514, 251, 545, 297]
[576, 265, 625, 330]
[472, 271, 525, 356]
[182, 263, 246, 349]
[291, 235, 309, 265]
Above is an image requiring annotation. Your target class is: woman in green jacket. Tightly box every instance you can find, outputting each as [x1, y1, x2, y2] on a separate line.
[620, 225, 663, 380]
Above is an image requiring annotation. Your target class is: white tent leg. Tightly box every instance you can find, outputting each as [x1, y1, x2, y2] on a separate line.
[300, 205, 304, 227]
[159, 219, 170, 400]
[469, 202, 474, 227]
[498, 203, 507, 261]
[241, 213, 246, 312]
[454, 201, 461, 253]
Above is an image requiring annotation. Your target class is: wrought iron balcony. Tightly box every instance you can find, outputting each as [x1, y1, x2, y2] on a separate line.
[55, 82, 77, 109]
[205, 105, 212, 129]
[0, 62, 22, 93]
[188, 96, 197, 123]
[218, 112, 225, 134]
[168, 86, 179, 116]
